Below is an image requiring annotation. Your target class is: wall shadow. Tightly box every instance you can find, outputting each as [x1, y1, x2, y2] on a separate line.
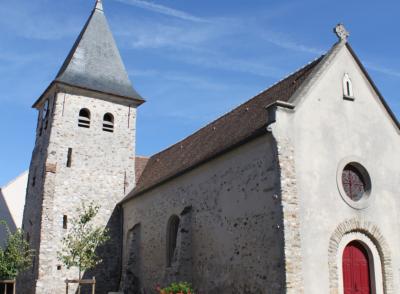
[80, 206, 123, 294]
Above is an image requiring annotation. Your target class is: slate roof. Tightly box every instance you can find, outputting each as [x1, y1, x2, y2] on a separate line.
[123, 56, 324, 202]
[54, 1, 144, 101]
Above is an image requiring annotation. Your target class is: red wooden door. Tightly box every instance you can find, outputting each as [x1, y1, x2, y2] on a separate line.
[342, 241, 371, 294]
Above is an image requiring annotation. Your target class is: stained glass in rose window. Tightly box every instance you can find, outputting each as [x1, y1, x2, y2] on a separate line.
[342, 165, 366, 201]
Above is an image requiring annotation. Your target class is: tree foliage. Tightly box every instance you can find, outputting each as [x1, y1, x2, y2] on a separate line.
[57, 202, 109, 278]
[0, 221, 33, 279]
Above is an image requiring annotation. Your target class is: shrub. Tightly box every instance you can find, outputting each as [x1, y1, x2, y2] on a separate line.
[157, 281, 194, 294]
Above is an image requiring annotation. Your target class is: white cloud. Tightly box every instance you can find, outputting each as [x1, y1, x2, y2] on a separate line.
[365, 63, 400, 79]
[112, 0, 208, 23]
[130, 68, 230, 91]
[256, 29, 325, 55]
[116, 22, 219, 50]
[170, 53, 284, 78]
[0, 1, 80, 41]
[112, 3, 323, 60]
[113, 16, 285, 78]
[0, 51, 45, 74]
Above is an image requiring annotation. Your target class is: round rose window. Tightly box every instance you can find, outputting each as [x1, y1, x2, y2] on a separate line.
[341, 163, 371, 202]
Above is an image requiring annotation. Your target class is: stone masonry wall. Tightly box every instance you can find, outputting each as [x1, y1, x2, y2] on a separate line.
[18, 88, 58, 294]
[274, 137, 304, 294]
[122, 135, 286, 294]
[19, 88, 137, 294]
[267, 105, 305, 294]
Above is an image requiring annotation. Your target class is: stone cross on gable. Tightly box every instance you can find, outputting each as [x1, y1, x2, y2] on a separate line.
[334, 23, 350, 41]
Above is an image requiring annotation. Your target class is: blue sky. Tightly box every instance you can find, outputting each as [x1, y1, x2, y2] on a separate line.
[0, 0, 399, 186]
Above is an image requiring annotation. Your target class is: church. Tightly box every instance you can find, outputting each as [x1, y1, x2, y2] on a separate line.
[17, 0, 400, 293]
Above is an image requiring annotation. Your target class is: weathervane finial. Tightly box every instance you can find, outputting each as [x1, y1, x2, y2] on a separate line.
[334, 23, 349, 42]
[95, 0, 103, 11]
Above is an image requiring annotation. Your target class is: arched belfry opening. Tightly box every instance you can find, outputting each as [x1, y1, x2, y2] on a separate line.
[103, 113, 114, 132]
[78, 108, 91, 128]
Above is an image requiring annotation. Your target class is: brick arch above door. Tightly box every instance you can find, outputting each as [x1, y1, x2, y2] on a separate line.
[328, 218, 394, 294]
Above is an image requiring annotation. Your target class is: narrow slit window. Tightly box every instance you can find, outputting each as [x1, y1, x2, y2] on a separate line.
[346, 81, 351, 97]
[78, 108, 91, 128]
[66, 148, 72, 168]
[32, 173, 36, 187]
[38, 113, 42, 137]
[343, 73, 354, 99]
[63, 215, 68, 229]
[103, 113, 114, 132]
[43, 100, 50, 130]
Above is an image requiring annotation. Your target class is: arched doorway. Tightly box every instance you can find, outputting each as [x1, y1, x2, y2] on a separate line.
[342, 241, 371, 294]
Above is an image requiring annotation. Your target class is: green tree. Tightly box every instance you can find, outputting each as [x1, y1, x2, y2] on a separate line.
[57, 202, 110, 282]
[0, 221, 33, 279]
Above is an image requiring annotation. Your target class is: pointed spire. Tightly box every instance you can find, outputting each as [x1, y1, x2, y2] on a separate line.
[53, 0, 144, 102]
[95, 0, 103, 12]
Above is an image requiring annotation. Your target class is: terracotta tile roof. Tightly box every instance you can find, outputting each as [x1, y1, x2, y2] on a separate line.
[124, 56, 324, 202]
[135, 156, 149, 184]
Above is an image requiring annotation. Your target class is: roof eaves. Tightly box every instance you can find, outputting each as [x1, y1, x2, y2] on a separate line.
[32, 81, 145, 109]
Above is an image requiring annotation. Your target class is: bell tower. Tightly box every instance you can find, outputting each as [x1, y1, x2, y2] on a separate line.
[19, 1, 144, 293]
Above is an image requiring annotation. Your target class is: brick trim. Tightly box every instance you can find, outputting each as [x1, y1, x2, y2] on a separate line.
[328, 218, 394, 294]
[276, 139, 304, 293]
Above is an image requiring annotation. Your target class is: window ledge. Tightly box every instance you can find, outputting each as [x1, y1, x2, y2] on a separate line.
[343, 95, 355, 101]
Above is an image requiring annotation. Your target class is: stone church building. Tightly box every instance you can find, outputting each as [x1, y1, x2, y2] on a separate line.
[17, 0, 400, 293]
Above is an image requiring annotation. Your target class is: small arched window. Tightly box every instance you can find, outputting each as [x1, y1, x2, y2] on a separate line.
[166, 215, 180, 267]
[103, 113, 114, 133]
[343, 73, 354, 98]
[78, 108, 91, 128]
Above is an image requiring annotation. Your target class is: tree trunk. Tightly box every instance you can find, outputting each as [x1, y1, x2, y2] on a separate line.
[78, 268, 82, 294]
